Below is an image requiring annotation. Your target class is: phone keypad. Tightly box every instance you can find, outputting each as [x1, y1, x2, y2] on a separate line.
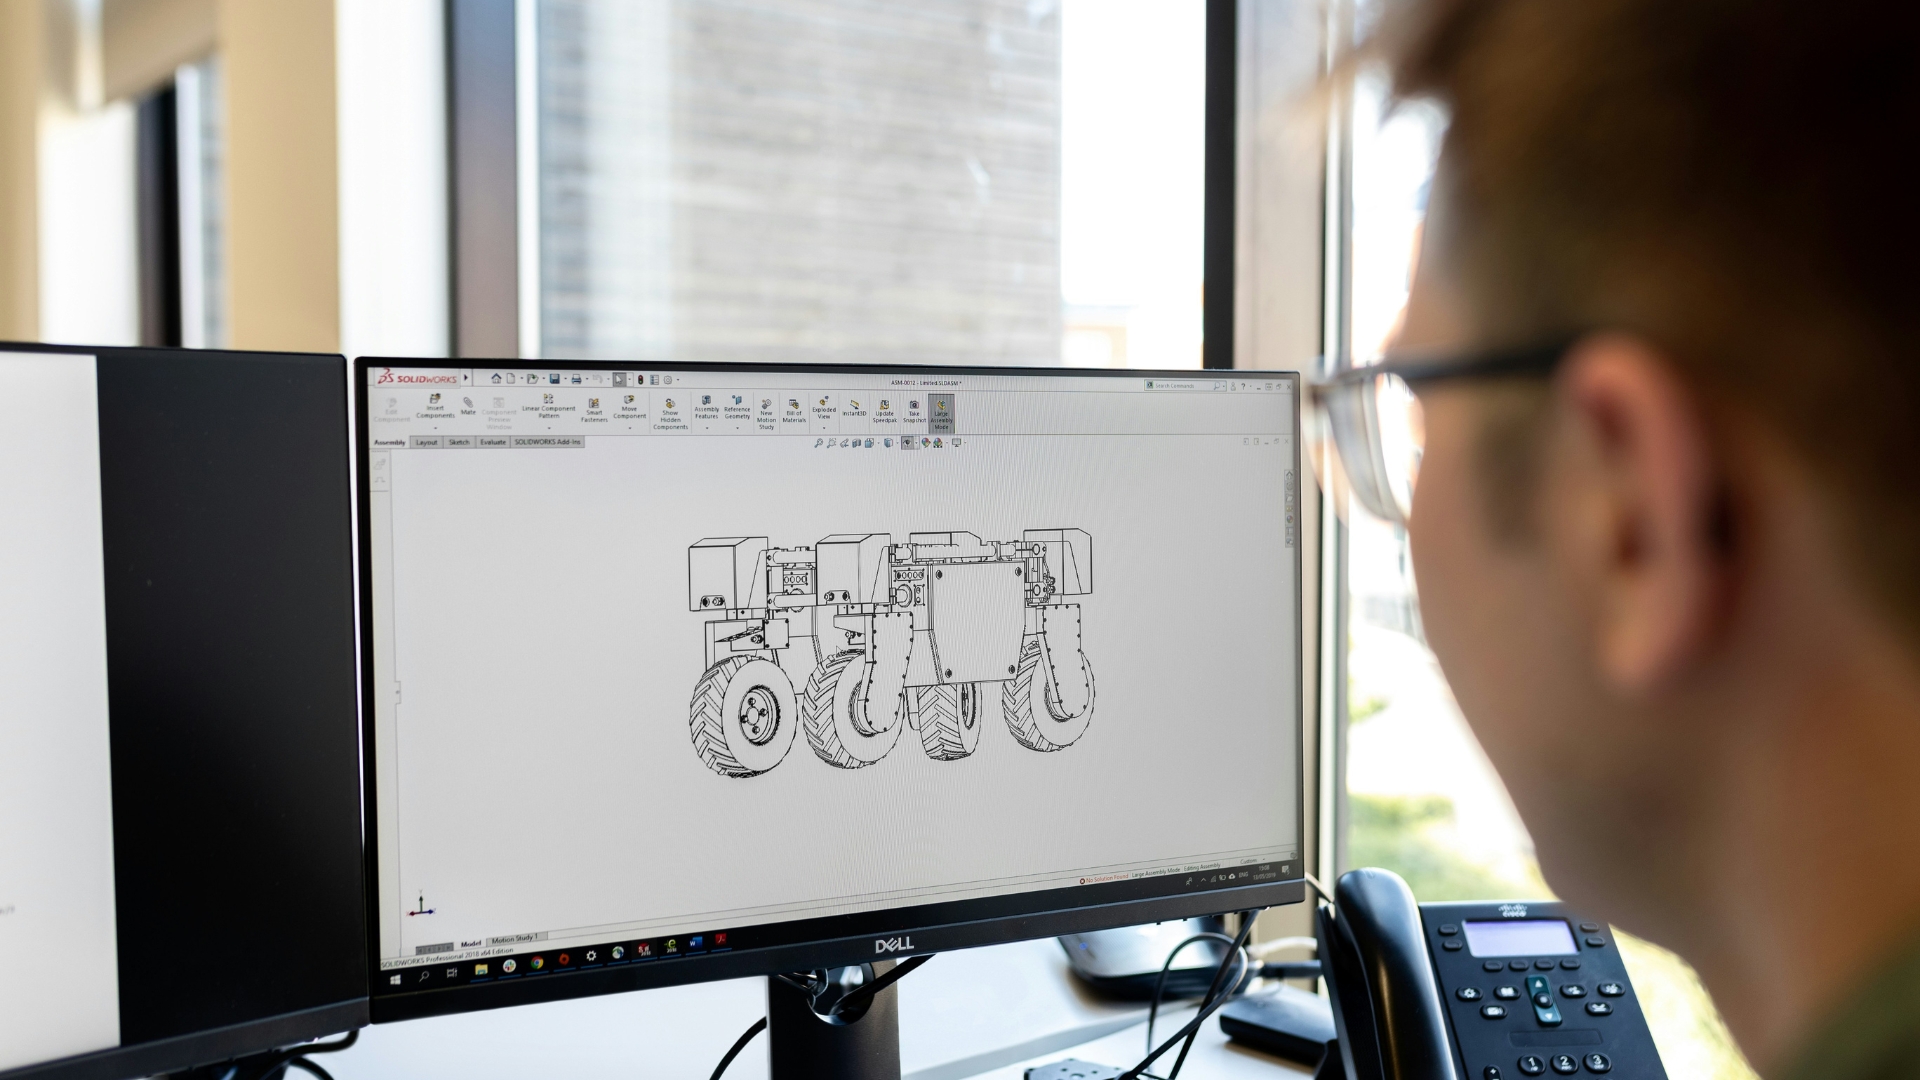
[1423, 901, 1668, 1080]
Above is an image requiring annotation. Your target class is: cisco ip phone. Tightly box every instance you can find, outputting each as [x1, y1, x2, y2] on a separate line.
[1316, 869, 1667, 1080]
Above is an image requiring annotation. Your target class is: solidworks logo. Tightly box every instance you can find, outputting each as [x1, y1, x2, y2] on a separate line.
[376, 367, 459, 385]
[874, 936, 914, 955]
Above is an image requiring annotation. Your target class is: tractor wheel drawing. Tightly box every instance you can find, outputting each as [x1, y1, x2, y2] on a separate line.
[1003, 637, 1094, 751]
[802, 651, 903, 768]
[690, 656, 799, 777]
[911, 683, 982, 760]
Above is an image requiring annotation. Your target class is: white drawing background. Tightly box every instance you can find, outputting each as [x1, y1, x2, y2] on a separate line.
[383, 429, 1297, 953]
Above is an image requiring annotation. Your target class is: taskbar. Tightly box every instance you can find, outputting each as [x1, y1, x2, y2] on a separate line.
[373, 857, 1293, 997]
[381, 928, 734, 994]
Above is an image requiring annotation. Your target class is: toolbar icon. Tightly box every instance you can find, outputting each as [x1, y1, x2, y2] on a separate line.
[789, 398, 801, 410]
[429, 393, 441, 405]
[549, 373, 560, 384]
[612, 946, 625, 960]
[504, 958, 517, 973]
[624, 394, 635, 404]
[529, 956, 544, 971]
[475, 963, 489, 975]
[701, 394, 712, 405]
[543, 393, 554, 404]
[588, 398, 600, 409]
[665, 398, 675, 409]
[491, 373, 502, 384]
[731, 395, 743, 406]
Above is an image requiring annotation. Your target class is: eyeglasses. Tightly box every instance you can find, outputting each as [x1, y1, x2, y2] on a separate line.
[1308, 337, 1574, 526]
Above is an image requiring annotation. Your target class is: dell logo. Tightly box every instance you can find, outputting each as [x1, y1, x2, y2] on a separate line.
[874, 936, 914, 955]
[1499, 903, 1529, 918]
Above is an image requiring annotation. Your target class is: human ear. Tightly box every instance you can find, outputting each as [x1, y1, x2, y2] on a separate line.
[1547, 335, 1725, 693]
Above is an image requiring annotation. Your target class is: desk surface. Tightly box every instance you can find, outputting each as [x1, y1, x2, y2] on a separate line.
[324, 938, 1315, 1080]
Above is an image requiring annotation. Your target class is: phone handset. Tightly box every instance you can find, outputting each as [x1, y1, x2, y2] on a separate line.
[1317, 868, 1462, 1080]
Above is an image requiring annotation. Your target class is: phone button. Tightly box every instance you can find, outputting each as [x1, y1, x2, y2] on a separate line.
[1440, 923, 1460, 936]
[1485, 1068, 1504, 1080]
[1444, 939, 1466, 951]
[1535, 960, 1557, 971]
[1584, 1053, 1613, 1073]
[1510, 960, 1532, 972]
[1597, 982, 1626, 997]
[1560, 984, 1587, 998]
[1517, 1055, 1547, 1076]
[1482, 1004, 1509, 1019]
[1551, 1054, 1581, 1075]
[1560, 959, 1582, 970]
[1585, 935, 1608, 948]
[1458, 986, 1484, 1001]
[1586, 1001, 1614, 1016]
[1486, 961, 1508, 973]
[1495, 985, 1520, 1000]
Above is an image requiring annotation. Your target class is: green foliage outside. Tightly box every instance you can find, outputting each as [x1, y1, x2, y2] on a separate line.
[1348, 793, 1547, 901]
[1346, 793, 1757, 1080]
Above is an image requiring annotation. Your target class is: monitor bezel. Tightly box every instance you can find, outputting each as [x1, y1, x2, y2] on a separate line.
[0, 341, 371, 1080]
[353, 356, 1307, 1024]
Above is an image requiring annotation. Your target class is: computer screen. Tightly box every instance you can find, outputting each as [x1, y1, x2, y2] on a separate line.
[357, 360, 1304, 1021]
[0, 346, 367, 1080]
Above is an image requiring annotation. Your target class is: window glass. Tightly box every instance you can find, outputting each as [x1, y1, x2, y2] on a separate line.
[1341, 68, 1757, 1080]
[531, 0, 1204, 368]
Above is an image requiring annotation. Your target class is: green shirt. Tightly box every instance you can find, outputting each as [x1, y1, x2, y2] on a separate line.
[1782, 934, 1920, 1080]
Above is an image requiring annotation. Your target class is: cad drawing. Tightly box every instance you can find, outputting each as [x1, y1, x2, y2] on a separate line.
[686, 530, 1095, 777]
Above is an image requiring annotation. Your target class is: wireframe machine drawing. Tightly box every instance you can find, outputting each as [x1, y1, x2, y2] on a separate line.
[686, 530, 1095, 777]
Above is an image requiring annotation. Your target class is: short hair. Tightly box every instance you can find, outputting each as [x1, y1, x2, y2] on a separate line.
[1381, 0, 1920, 625]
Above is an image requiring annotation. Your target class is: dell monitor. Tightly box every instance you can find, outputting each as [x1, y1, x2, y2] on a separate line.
[355, 359, 1304, 1054]
[0, 345, 368, 1080]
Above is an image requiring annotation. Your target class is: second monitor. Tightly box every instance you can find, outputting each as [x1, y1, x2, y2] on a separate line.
[357, 360, 1304, 1021]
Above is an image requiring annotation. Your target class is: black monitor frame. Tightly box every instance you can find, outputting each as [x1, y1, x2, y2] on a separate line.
[355, 357, 1307, 1025]
[0, 342, 368, 1080]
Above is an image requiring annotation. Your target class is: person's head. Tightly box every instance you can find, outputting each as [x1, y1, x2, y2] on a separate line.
[1362, 0, 1920, 1057]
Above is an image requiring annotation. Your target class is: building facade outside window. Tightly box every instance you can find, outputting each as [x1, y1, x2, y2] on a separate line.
[529, 0, 1205, 369]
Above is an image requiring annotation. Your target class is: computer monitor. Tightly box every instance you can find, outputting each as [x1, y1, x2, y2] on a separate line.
[0, 345, 367, 1080]
[356, 359, 1304, 1025]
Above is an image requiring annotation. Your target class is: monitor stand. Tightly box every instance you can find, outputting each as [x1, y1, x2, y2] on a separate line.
[766, 963, 902, 1080]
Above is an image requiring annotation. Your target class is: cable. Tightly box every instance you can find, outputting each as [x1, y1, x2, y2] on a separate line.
[1119, 910, 1261, 1080]
[1247, 935, 1318, 961]
[826, 953, 932, 1021]
[713, 956, 934, 1079]
[709, 1017, 768, 1080]
[1303, 871, 1334, 906]
[1144, 932, 1240, 1058]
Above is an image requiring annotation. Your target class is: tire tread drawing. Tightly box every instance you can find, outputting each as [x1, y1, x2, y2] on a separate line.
[1003, 638, 1094, 751]
[690, 656, 798, 777]
[802, 651, 901, 768]
[913, 684, 981, 760]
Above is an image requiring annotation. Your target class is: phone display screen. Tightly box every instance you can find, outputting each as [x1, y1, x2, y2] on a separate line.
[1462, 919, 1578, 957]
